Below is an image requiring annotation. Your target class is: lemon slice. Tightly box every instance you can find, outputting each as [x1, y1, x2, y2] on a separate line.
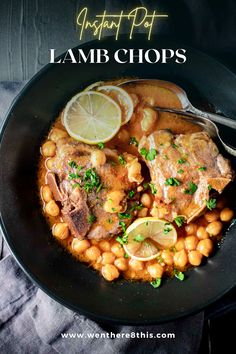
[123, 217, 177, 261]
[97, 85, 134, 125]
[63, 91, 122, 144]
[84, 81, 104, 91]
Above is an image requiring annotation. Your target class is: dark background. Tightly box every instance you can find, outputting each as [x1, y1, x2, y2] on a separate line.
[0, 0, 236, 81]
[0, 1, 235, 353]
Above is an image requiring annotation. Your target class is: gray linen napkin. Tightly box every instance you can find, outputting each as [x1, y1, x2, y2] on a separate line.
[0, 82, 204, 354]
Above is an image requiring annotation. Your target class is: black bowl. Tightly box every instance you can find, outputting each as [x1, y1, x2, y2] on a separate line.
[1, 35, 236, 325]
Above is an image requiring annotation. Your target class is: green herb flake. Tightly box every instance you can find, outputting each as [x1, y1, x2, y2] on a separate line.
[116, 235, 128, 245]
[208, 184, 212, 191]
[174, 216, 186, 227]
[69, 160, 78, 168]
[174, 270, 185, 281]
[129, 136, 139, 147]
[165, 178, 181, 187]
[163, 154, 169, 160]
[205, 198, 217, 210]
[172, 143, 178, 149]
[130, 203, 143, 212]
[68, 172, 80, 180]
[146, 148, 158, 161]
[107, 218, 113, 224]
[140, 147, 148, 156]
[128, 190, 135, 198]
[83, 168, 101, 193]
[149, 183, 157, 195]
[177, 169, 184, 174]
[124, 253, 129, 259]
[133, 234, 145, 242]
[118, 212, 131, 219]
[72, 183, 81, 189]
[178, 158, 187, 165]
[119, 221, 127, 233]
[156, 255, 163, 263]
[88, 214, 96, 224]
[118, 155, 126, 165]
[150, 278, 161, 288]
[198, 166, 207, 171]
[97, 142, 105, 149]
[184, 182, 198, 195]
[163, 223, 172, 235]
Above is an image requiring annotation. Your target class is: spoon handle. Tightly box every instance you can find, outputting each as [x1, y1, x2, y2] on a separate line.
[155, 107, 236, 129]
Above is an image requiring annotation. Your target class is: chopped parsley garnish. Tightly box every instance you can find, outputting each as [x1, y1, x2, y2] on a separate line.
[88, 214, 96, 224]
[124, 253, 129, 259]
[184, 182, 198, 195]
[156, 255, 163, 263]
[163, 223, 172, 234]
[69, 160, 78, 168]
[198, 166, 207, 171]
[149, 183, 157, 195]
[177, 169, 184, 174]
[68, 172, 81, 180]
[83, 168, 101, 193]
[116, 235, 128, 245]
[178, 158, 187, 165]
[172, 143, 178, 149]
[118, 155, 126, 165]
[163, 154, 169, 160]
[128, 190, 135, 198]
[140, 147, 158, 161]
[165, 177, 181, 186]
[107, 218, 113, 224]
[150, 278, 161, 288]
[130, 203, 143, 212]
[119, 221, 127, 233]
[205, 198, 217, 210]
[208, 184, 212, 191]
[118, 212, 131, 219]
[72, 183, 81, 189]
[129, 136, 139, 147]
[97, 142, 105, 149]
[133, 234, 145, 242]
[174, 270, 185, 281]
[174, 216, 186, 227]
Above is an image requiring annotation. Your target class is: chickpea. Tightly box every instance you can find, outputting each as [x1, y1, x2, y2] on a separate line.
[46, 157, 55, 170]
[206, 221, 223, 236]
[175, 237, 185, 251]
[111, 242, 125, 257]
[101, 252, 115, 265]
[91, 150, 106, 167]
[137, 207, 148, 217]
[129, 259, 144, 271]
[147, 263, 164, 278]
[185, 223, 198, 235]
[196, 226, 209, 240]
[45, 200, 60, 217]
[85, 246, 101, 262]
[130, 93, 139, 108]
[52, 222, 69, 240]
[103, 191, 125, 213]
[174, 249, 188, 268]
[220, 208, 234, 222]
[42, 140, 56, 157]
[140, 193, 152, 208]
[117, 129, 129, 143]
[114, 257, 128, 271]
[49, 128, 68, 143]
[99, 240, 111, 252]
[184, 236, 199, 251]
[141, 108, 157, 132]
[161, 250, 174, 265]
[127, 160, 143, 184]
[204, 210, 220, 223]
[42, 185, 53, 203]
[72, 239, 90, 253]
[102, 264, 119, 281]
[197, 239, 213, 257]
[188, 250, 203, 266]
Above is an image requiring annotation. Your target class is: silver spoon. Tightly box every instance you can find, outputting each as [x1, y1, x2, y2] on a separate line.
[119, 79, 236, 157]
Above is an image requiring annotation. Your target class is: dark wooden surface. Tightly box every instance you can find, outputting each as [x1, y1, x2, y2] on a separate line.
[0, 0, 236, 81]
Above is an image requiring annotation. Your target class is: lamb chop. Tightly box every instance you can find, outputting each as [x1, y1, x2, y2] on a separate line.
[139, 130, 234, 222]
[46, 137, 143, 240]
